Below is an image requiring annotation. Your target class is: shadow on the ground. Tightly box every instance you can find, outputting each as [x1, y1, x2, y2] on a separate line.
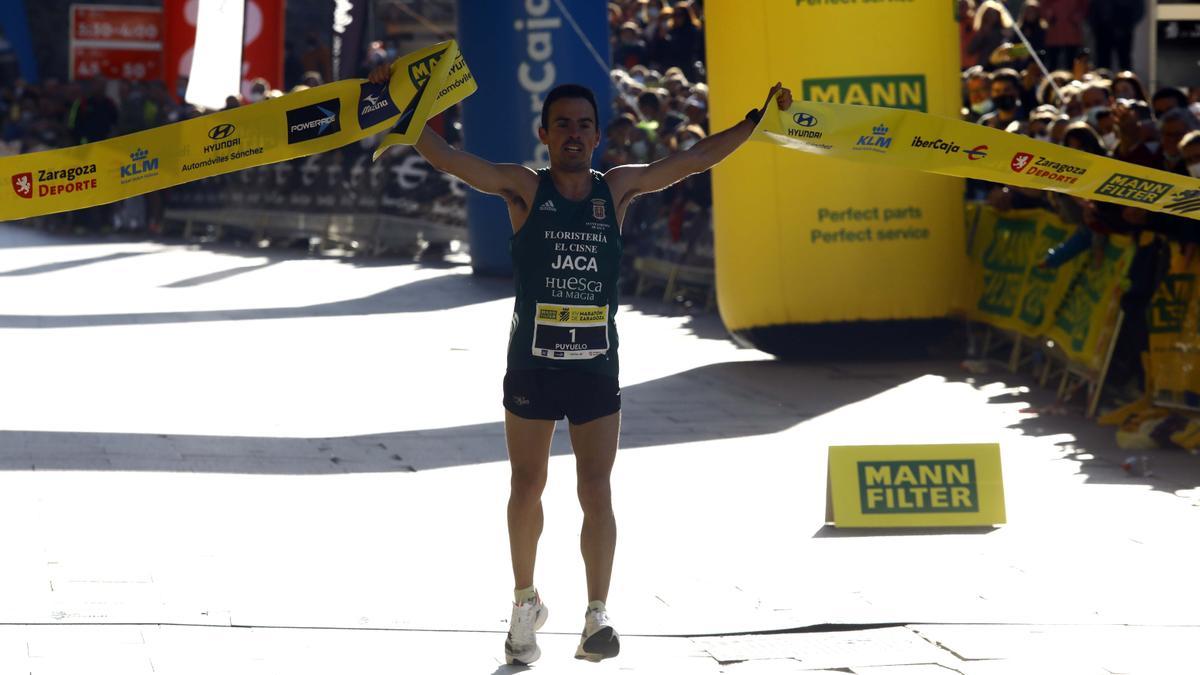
[0, 271, 514, 328]
[0, 250, 159, 277]
[0, 360, 910, 475]
[946, 365, 1200, 496]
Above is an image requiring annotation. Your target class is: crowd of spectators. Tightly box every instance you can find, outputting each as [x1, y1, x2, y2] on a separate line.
[604, 0, 712, 286]
[958, 0, 1200, 394]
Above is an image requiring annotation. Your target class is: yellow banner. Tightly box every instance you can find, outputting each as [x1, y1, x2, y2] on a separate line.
[1044, 235, 1134, 371]
[0, 40, 475, 221]
[963, 203, 1133, 372]
[825, 444, 1006, 528]
[1148, 244, 1200, 403]
[754, 100, 1200, 222]
[967, 207, 1080, 336]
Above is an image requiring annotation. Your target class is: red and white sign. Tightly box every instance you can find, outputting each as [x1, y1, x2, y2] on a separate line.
[73, 46, 163, 81]
[69, 4, 163, 82]
[163, 0, 284, 104]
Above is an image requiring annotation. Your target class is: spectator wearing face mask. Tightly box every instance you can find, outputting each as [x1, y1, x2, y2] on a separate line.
[978, 68, 1026, 128]
[962, 67, 993, 122]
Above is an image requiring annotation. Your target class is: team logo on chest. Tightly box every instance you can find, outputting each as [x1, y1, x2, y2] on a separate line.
[591, 198, 607, 220]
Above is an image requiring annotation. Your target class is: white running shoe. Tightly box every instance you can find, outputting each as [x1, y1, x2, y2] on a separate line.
[574, 605, 620, 662]
[504, 594, 548, 666]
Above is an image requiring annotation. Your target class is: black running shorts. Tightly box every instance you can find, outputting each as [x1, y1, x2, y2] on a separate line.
[503, 369, 621, 425]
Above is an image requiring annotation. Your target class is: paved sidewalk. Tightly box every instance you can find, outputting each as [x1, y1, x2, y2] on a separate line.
[0, 224, 1198, 673]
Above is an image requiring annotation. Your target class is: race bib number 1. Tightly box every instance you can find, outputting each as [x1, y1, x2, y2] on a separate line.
[532, 303, 609, 360]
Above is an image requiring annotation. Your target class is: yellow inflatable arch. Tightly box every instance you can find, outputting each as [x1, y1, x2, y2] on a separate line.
[706, 0, 966, 355]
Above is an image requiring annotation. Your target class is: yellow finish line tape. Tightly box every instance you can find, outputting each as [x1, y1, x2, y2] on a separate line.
[755, 101, 1200, 222]
[0, 40, 476, 221]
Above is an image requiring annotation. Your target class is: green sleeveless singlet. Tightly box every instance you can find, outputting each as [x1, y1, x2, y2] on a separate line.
[507, 168, 623, 378]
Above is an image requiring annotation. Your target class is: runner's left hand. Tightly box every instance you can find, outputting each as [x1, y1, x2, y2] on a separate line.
[760, 83, 792, 116]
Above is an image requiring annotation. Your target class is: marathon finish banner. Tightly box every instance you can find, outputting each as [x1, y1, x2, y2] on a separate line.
[754, 100, 1200, 222]
[0, 40, 476, 221]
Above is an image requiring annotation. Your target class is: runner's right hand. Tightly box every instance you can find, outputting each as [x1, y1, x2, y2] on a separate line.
[368, 63, 391, 85]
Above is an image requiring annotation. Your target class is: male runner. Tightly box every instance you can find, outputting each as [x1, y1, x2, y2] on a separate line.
[369, 64, 790, 665]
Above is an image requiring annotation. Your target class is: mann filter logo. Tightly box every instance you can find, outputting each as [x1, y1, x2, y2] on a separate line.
[858, 460, 979, 513]
[286, 99, 342, 144]
[1095, 173, 1173, 204]
[802, 75, 926, 112]
[120, 147, 159, 184]
[357, 81, 396, 129]
[1163, 188, 1200, 215]
[853, 123, 892, 153]
[408, 49, 447, 88]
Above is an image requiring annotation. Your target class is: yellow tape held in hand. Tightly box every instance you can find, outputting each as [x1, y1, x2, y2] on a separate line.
[0, 40, 476, 222]
[754, 101, 1200, 222]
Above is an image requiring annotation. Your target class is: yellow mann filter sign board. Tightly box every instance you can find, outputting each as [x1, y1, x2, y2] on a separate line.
[826, 444, 1006, 527]
[0, 41, 476, 221]
[706, 0, 965, 328]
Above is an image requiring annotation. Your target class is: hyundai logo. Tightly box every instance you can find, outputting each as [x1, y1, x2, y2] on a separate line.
[208, 124, 236, 140]
[792, 112, 818, 127]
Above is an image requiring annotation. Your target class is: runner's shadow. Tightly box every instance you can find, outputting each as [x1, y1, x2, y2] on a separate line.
[0, 360, 892, 474]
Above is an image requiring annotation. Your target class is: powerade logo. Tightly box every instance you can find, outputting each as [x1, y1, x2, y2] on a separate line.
[120, 147, 159, 184]
[802, 75, 927, 112]
[286, 98, 342, 144]
[853, 123, 892, 153]
[1094, 173, 1173, 204]
[357, 81, 395, 128]
[858, 460, 979, 514]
